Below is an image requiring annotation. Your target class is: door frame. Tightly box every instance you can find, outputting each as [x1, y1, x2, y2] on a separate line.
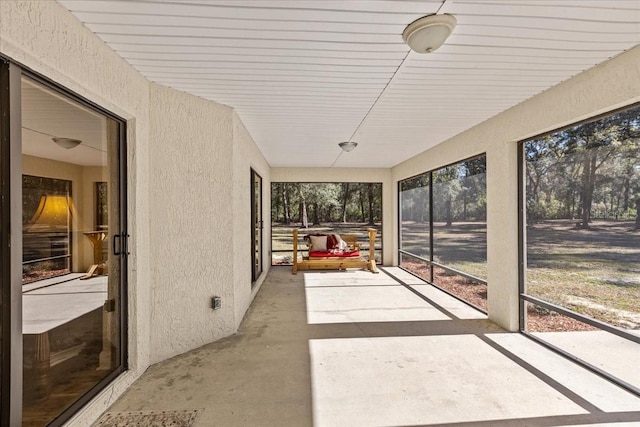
[251, 168, 263, 284]
[0, 55, 129, 426]
[1, 54, 23, 427]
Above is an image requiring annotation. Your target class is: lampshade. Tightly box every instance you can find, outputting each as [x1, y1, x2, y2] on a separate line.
[402, 14, 457, 54]
[52, 137, 82, 149]
[29, 195, 74, 229]
[339, 141, 358, 152]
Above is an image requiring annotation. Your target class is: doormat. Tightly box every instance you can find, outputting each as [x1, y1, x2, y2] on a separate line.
[95, 409, 202, 427]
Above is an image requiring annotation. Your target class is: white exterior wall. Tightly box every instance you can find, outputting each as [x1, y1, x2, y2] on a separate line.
[392, 46, 640, 331]
[271, 168, 393, 265]
[148, 83, 237, 363]
[1, 1, 274, 425]
[1, 1, 153, 423]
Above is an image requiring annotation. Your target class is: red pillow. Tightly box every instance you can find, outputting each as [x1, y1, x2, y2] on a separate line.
[326, 234, 338, 249]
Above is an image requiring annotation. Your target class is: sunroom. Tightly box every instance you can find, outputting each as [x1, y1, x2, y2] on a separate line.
[0, 1, 639, 426]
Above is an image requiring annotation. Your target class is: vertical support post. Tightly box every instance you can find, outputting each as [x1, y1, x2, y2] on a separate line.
[367, 228, 376, 261]
[487, 142, 520, 331]
[292, 228, 298, 275]
[367, 228, 379, 273]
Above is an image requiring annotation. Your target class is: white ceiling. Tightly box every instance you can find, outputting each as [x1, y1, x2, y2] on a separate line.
[57, 0, 640, 168]
[22, 79, 108, 167]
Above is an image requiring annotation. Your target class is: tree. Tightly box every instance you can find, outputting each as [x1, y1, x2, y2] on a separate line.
[367, 183, 375, 225]
[340, 183, 351, 223]
[272, 182, 382, 226]
[524, 105, 640, 226]
[400, 173, 430, 222]
[563, 109, 639, 227]
[460, 157, 486, 221]
[433, 166, 461, 226]
[281, 183, 292, 224]
[298, 184, 310, 228]
[307, 184, 339, 225]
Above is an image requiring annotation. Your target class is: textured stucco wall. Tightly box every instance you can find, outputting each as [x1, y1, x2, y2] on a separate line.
[5, 0, 640, 423]
[232, 112, 271, 326]
[2, 1, 274, 425]
[271, 168, 393, 265]
[1, 1, 153, 424]
[392, 45, 640, 331]
[148, 83, 236, 363]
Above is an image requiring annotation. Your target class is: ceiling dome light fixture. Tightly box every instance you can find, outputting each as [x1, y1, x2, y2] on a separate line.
[52, 137, 82, 149]
[402, 14, 457, 54]
[339, 141, 358, 152]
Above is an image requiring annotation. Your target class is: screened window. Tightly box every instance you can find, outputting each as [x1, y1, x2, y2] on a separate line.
[399, 156, 487, 311]
[271, 182, 382, 265]
[522, 105, 640, 332]
[399, 173, 431, 280]
[432, 157, 487, 280]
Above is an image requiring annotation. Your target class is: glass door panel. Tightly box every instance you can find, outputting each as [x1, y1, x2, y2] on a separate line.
[20, 76, 125, 426]
[251, 169, 263, 283]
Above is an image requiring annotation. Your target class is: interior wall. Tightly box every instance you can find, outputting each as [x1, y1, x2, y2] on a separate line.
[81, 166, 107, 269]
[22, 154, 89, 271]
[270, 168, 393, 265]
[392, 45, 640, 331]
[232, 112, 271, 326]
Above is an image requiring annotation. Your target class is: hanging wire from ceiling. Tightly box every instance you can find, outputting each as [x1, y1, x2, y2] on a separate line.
[330, 0, 453, 167]
[329, 49, 411, 168]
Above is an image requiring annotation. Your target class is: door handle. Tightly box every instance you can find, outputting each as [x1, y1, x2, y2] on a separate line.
[113, 234, 121, 255]
[113, 233, 131, 256]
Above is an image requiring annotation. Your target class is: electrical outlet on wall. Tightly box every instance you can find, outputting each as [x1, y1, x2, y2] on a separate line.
[212, 296, 222, 310]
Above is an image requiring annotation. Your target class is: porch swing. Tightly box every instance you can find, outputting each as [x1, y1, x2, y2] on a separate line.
[291, 228, 379, 274]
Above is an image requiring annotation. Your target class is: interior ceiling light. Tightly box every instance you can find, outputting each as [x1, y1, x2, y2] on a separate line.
[339, 141, 358, 152]
[402, 14, 457, 54]
[52, 137, 82, 149]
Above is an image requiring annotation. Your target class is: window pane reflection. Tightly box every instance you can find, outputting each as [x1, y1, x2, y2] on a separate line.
[21, 77, 123, 426]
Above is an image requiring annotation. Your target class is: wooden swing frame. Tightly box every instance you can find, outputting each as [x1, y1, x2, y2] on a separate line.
[291, 228, 379, 274]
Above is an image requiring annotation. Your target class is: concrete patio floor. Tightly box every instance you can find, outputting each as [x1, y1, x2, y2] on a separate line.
[100, 266, 640, 426]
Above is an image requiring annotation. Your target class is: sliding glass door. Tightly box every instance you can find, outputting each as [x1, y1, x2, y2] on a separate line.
[1, 59, 128, 426]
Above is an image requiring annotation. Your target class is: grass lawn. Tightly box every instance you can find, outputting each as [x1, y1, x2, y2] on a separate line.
[402, 219, 639, 329]
[401, 221, 487, 279]
[526, 219, 640, 329]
